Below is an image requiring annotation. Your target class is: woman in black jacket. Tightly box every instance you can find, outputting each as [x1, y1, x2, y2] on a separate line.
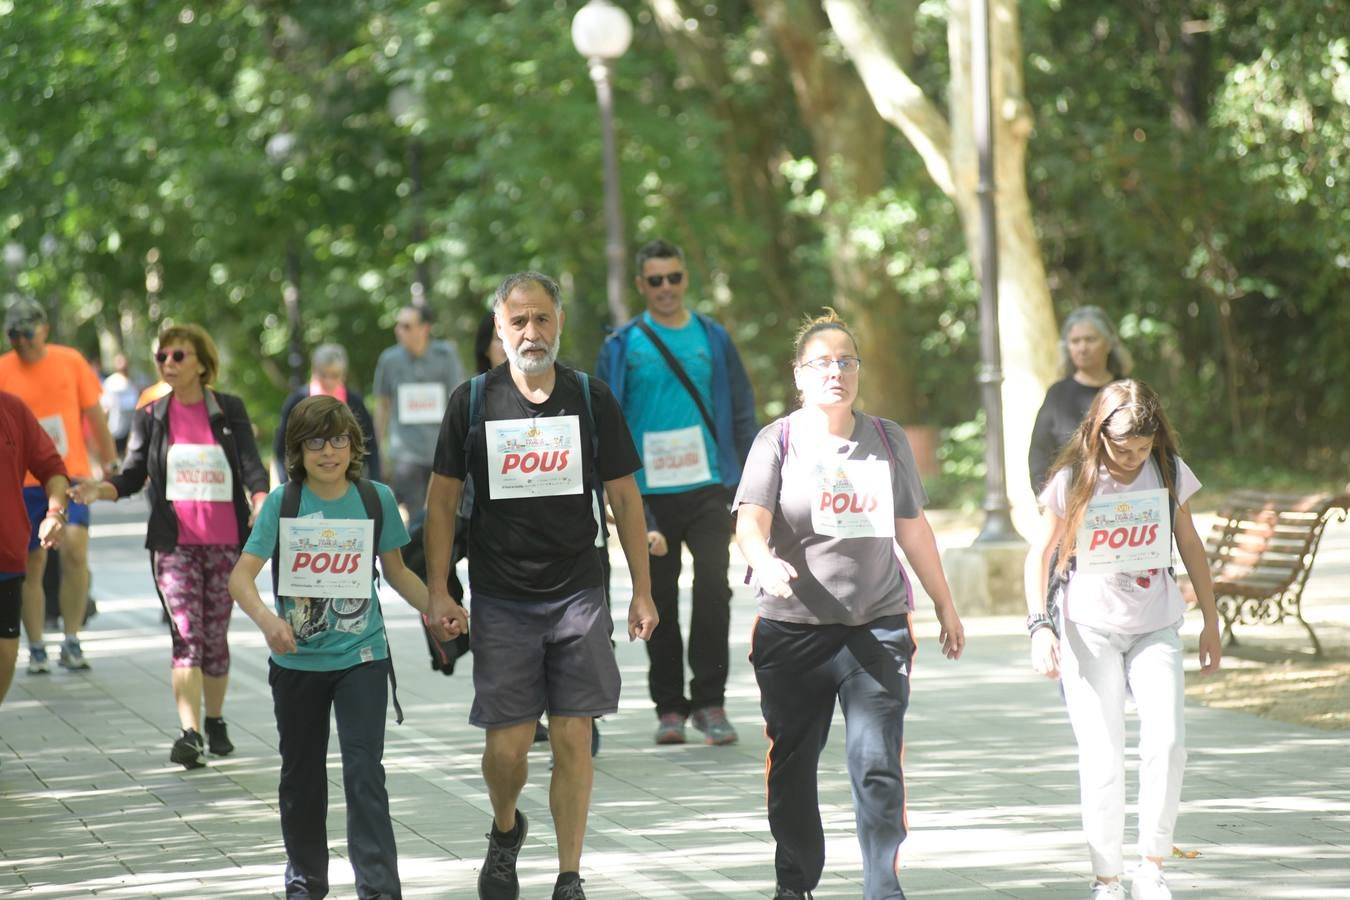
[1028, 306, 1133, 495]
[273, 342, 380, 483]
[72, 324, 268, 769]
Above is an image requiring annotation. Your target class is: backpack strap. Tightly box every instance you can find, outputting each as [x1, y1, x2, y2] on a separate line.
[355, 477, 402, 724]
[271, 480, 304, 597]
[870, 416, 915, 610]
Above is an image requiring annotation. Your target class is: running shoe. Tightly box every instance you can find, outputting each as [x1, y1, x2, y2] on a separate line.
[27, 646, 50, 675]
[690, 706, 738, 745]
[204, 717, 235, 756]
[1130, 864, 1171, 900]
[169, 729, 206, 770]
[58, 639, 91, 671]
[478, 810, 527, 900]
[654, 713, 687, 745]
[1091, 881, 1125, 899]
[552, 875, 586, 899]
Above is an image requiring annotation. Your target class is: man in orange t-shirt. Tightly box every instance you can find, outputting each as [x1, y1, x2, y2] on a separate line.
[0, 299, 117, 673]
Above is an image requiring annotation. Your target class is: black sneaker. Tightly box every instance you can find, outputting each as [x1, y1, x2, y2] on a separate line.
[552, 875, 586, 900]
[204, 717, 235, 756]
[478, 810, 527, 899]
[774, 887, 813, 900]
[169, 729, 206, 770]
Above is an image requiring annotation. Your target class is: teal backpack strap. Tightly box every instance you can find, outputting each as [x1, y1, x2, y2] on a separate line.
[355, 478, 402, 725]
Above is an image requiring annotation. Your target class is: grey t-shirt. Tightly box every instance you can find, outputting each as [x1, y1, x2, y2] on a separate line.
[373, 339, 465, 464]
[733, 410, 928, 626]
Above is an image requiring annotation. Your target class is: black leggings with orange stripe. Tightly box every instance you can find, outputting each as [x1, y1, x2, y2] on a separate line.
[752, 614, 914, 899]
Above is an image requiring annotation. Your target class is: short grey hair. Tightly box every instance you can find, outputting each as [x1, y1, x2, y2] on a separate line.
[310, 343, 348, 374]
[492, 272, 562, 312]
[1058, 305, 1133, 378]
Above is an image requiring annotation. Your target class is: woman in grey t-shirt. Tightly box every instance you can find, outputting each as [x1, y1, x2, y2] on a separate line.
[733, 310, 965, 900]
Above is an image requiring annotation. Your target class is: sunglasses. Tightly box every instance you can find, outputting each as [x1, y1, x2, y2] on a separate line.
[799, 356, 862, 374]
[644, 272, 684, 287]
[302, 433, 352, 451]
[155, 349, 191, 364]
[7, 328, 36, 341]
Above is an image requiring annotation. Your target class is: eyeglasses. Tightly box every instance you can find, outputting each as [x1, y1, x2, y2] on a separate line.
[7, 328, 36, 341]
[799, 356, 862, 374]
[644, 272, 684, 287]
[155, 349, 192, 364]
[302, 434, 352, 451]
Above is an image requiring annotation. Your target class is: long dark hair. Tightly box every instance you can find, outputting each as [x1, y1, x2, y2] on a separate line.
[1050, 379, 1181, 571]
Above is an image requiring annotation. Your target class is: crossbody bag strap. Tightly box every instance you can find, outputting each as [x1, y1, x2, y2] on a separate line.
[633, 318, 718, 440]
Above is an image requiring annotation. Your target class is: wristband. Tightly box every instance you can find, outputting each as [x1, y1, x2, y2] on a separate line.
[1026, 612, 1055, 637]
[45, 507, 68, 523]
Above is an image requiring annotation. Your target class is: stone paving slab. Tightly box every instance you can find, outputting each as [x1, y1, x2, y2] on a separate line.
[1, 497, 1347, 899]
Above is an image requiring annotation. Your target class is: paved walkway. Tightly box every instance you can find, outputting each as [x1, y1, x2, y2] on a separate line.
[3, 497, 1348, 899]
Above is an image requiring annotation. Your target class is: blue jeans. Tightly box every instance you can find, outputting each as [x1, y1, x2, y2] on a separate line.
[269, 660, 401, 899]
[753, 614, 914, 900]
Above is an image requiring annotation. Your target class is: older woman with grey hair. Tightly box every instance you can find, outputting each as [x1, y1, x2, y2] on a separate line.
[1028, 306, 1133, 494]
[274, 343, 381, 483]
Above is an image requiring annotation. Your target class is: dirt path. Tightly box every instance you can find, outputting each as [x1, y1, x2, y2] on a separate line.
[1184, 627, 1350, 730]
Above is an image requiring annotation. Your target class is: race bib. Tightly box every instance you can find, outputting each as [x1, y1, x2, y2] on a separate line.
[1076, 488, 1171, 575]
[397, 382, 447, 424]
[485, 415, 584, 499]
[643, 425, 711, 488]
[810, 458, 895, 538]
[165, 443, 233, 502]
[277, 518, 376, 599]
[39, 415, 68, 458]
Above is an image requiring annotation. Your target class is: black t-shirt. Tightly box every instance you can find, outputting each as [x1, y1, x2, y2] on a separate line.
[432, 363, 642, 600]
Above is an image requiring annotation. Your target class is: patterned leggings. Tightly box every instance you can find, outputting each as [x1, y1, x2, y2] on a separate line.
[153, 545, 240, 676]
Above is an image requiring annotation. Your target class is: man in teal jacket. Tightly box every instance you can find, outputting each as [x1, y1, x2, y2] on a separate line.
[596, 239, 757, 746]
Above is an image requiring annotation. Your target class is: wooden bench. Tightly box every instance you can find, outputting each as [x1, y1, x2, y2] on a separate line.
[1196, 490, 1350, 656]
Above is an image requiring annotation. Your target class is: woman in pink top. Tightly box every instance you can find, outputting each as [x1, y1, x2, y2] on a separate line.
[73, 324, 269, 769]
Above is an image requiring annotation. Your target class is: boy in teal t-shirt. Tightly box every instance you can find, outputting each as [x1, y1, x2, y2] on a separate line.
[229, 395, 467, 899]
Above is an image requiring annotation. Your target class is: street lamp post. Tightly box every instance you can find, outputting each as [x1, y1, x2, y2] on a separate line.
[388, 84, 431, 310]
[971, 0, 1018, 543]
[571, 0, 632, 328]
[267, 131, 306, 390]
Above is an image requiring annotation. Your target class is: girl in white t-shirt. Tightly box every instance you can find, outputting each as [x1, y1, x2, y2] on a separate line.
[1025, 379, 1221, 900]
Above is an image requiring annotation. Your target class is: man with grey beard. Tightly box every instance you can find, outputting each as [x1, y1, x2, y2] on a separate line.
[423, 272, 657, 900]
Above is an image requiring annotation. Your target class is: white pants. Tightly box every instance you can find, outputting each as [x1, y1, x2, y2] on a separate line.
[1059, 618, 1187, 877]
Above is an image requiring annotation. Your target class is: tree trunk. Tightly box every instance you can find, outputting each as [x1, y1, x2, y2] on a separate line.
[826, 0, 1058, 518]
[753, 0, 919, 423]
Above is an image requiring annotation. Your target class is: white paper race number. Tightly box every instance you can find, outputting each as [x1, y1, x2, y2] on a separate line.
[397, 382, 447, 425]
[165, 443, 233, 502]
[810, 458, 895, 539]
[484, 415, 584, 499]
[1075, 488, 1171, 575]
[39, 415, 69, 458]
[643, 425, 712, 488]
[277, 518, 375, 599]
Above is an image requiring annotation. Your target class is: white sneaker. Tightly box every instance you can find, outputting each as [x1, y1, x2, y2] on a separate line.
[1130, 863, 1172, 900]
[1091, 881, 1125, 899]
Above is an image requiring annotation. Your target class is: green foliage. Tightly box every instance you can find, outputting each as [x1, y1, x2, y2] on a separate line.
[1, 0, 1344, 489]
